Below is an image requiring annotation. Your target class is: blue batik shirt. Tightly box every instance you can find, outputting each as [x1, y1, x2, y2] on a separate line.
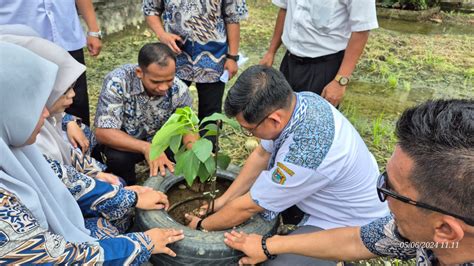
[143, 0, 248, 83]
[94, 64, 192, 141]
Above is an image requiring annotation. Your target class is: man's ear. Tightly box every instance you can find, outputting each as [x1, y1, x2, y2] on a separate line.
[433, 215, 465, 243]
[268, 110, 283, 128]
[136, 66, 143, 79]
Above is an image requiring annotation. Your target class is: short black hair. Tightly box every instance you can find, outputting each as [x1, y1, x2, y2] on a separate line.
[138, 42, 175, 70]
[224, 65, 293, 123]
[396, 99, 474, 219]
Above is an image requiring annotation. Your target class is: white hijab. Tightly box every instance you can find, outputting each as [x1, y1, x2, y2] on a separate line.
[0, 42, 95, 242]
[0, 24, 40, 37]
[0, 34, 86, 165]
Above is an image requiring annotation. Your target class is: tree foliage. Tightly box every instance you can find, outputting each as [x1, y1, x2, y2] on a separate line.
[150, 106, 239, 186]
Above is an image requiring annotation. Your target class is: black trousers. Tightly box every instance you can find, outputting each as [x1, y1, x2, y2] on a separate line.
[67, 48, 90, 126]
[279, 50, 344, 95]
[183, 80, 225, 147]
[93, 145, 145, 186]
[183, 80, 225, 121]
[92, 144, 176, 185]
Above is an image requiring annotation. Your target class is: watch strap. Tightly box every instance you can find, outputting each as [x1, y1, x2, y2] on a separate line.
[334, 74, 349, 86]
[226, 53, 239, 62]
[87, 31, 102, 39]
[196, 219, 205, 231]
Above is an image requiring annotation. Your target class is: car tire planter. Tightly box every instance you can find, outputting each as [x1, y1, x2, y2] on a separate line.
[136, 166, 279, 265]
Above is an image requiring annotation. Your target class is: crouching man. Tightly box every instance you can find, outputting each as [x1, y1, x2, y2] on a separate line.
[185, 65, 389, 265]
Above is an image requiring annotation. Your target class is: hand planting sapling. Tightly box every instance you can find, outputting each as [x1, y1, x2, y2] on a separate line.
[150, 106, 239, 216]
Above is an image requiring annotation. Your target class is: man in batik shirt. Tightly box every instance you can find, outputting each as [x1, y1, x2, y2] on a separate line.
[94, 43, 195, 185]
[143, 0, 248, 144]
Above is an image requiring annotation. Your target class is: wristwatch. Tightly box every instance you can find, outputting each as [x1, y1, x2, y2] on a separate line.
[196, 219, 207, 232]
[87, 31, 103, 40]
[226, 53, 240, 62]
[334, 74, 350, 86]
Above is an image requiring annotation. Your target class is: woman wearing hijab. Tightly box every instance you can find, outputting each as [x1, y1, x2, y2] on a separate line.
[0, 42, 184, 264]
[0, 33, 118, 184]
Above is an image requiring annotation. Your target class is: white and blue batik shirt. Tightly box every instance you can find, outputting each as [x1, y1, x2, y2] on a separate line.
[250, 92, 389, 229]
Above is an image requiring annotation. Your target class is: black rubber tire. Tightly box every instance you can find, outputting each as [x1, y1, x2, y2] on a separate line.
[136, 166, 278, 265]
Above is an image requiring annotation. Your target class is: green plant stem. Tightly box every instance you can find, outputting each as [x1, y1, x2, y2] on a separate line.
[207, 120, 222, 216]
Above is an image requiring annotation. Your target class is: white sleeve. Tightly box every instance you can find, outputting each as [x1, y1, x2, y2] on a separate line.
[347, 0, 379, 32]
[250, 160, 331, 213]
[260, 139, 274, 153]
[272, 0, 287, 9]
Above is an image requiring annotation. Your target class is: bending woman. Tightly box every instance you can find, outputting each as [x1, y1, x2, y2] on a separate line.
[0, 33, 118, 184]
[0, 42, 183, 264]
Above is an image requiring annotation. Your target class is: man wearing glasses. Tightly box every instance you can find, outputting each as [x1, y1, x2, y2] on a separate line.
[184, 65, 389, 265]
[224, 99, 474, 265]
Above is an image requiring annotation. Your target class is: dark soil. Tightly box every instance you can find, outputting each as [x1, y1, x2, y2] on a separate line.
[167, 179, 232, 225]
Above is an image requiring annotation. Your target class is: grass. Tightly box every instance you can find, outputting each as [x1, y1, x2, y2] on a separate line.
[83, 1, 473, 264]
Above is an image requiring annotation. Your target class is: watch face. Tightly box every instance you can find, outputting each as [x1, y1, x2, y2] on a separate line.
[339, 77, 349, 86]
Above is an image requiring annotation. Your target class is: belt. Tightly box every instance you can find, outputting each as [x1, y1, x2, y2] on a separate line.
[287, 50, 345, 64]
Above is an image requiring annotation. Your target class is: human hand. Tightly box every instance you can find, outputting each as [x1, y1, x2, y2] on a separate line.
[184, 213, 201, 230]
[321, 80, 346, 107]
[145, 228, 184, 256]
[259, 51, 275, 67]
[143, 145, 175, 177]
[125, 185, 153, 194]
[150, 153, 174, 177]
[224, 59, 238, 80]
[224, 230, 267, 265]
[158, 32, 183, 54]
[66, 121, 89, 154]
[86, 36, 102, 57]
[196, 197, 226, 217]
[136, 190, 169, 210]
[96, 172, 121, 185]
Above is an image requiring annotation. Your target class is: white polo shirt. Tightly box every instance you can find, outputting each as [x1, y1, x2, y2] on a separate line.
[250, 92, 389, 229]
[273, 0, 379, 58]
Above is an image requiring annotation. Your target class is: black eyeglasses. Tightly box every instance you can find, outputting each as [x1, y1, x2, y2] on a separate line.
[377, 171, 474, 226]
[241, 112, 272, 137]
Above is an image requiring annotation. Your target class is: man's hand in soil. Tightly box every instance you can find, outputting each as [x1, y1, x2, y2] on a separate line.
[224, 230, 267, 265]
[197, 197, 226, 216]
[184, 213, 201, 229]
[136, 190, 169, 210]
[145, 228, 184, 256]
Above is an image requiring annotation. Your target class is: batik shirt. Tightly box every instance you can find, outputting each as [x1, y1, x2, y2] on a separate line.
[361, 215, 474, 265]
[62, 113, 106, 178]
[44, 156, 136, 233]
[143, 0, 248, 83]
[0, 156, 153, 265]
[94, 64, 192, 141]
[0, 188, 152, 265]
[250, 92, 388, 229]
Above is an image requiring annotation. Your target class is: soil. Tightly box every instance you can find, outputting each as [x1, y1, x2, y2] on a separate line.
[166, 179, 232, 225]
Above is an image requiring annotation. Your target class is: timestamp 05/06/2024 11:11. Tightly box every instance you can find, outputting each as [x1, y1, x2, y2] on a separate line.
[398, 242, 459, 249]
